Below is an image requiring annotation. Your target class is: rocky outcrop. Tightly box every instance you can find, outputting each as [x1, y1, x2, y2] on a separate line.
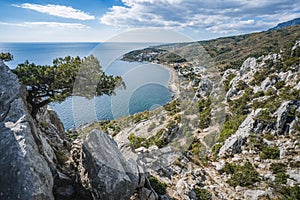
[218, 109, 264, 157]
[0, 60, 54, 199]
[243, 189, 273, 200]
[219, 100, 300, 157]
[0, 60, 146, 200]
[273, 100, 300, 135]
[74, 129, 143, 200]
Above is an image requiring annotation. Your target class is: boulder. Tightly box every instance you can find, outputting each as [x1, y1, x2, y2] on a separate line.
[0, 61, 54, 199]
[244, 189, 272, 200]
[287, 169, 300, 183]
[197, 78, 213, 97]
[80, 129, 141, 200]
[218, 109, 262, 157]
[273, 100, 300, 135]
[291, 40, 300, 56]
[239, 57, 258, 77]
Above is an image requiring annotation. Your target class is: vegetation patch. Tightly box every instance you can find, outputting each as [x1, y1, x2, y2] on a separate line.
[218, 115, 247, 143]
[270, 163, 286, 174]
[194, 188, 212, 200]
[222, 162, 260, 187]
[278, 185, 300, 200]
[164, 99, 181, 115]
[275, 172, 289, 184]
[189, 138, 203, 157]
[211, 143, 222, 158]
[0, 52, 13, 62]
[254, 109, 276, 123]
[197, 98, 212, 129]
[147, 175, 167, 195]
[260, 146, 280, 159]
[131, 111, 149, 123]
[128, 120, 177, 148]
[223, 73, 237, 91]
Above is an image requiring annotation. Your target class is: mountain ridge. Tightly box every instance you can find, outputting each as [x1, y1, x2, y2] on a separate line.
[269, 17, 300, 30]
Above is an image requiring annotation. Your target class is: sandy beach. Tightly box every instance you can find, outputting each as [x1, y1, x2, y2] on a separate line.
[162, 64, 180, 99]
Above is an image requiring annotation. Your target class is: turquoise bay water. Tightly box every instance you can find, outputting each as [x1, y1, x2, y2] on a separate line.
[0, 43, 172, 129]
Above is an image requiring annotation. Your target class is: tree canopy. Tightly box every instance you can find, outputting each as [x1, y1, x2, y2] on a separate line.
[0, 52, 13, 62]
[13, 55, 125, 116]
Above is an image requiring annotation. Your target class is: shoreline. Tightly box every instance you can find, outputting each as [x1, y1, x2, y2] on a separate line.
[163, 63, 180, 99]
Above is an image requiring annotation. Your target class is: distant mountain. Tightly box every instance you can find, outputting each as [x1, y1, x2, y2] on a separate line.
[269, 17, 300, 30]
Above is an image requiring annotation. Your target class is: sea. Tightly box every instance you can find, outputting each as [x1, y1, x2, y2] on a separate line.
[0, 42, 172, 130]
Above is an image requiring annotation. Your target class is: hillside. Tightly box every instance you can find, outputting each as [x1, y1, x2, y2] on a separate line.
[102, 25, 300, 199]
[123, 25, 300, 72]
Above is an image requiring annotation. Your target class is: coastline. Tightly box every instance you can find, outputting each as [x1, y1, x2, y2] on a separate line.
[157, 63, 180, 99]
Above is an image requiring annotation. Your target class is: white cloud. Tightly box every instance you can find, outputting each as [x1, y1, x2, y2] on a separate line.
[100, 0, 300, 33]
[207, 20, 273, 34]
[14, 3, 95, 20]
[0, 21, 89, 29]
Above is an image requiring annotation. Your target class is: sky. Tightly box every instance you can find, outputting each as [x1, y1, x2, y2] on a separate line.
[0, 0, 300, 42]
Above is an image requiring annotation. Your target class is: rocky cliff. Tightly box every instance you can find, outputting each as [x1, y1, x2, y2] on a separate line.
[0, 60, 146, 200]
[0, 60, 55, 199]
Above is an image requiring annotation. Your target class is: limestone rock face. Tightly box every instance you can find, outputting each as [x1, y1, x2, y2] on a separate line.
[218, 109, 262, 157]
[218, 100, 300, 157]
[273, 100, 300, 135]
[0, 61, 54, 199]
[80, 130, 141, 200]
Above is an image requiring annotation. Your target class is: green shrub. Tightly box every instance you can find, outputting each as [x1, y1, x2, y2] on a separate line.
[279, 86, 300, 101]
[0, 52, 13, 62]
[190, 139, 202, 157]
[218, 115, 247, 143]
[147, 176, 167, 195]
[211, 143, 222, 157]
[247, 134, 265, 151]
[250, 68, 270, 85]
[260, 146, 280, 159]
[198, 107, 211, 129]
[174, 114, 182, 123]
[264, 87, 277, 96]
[226, 162, 260, 187]
[274, 80, 285, 89]
[275, 172, 289, 184]
[228, 93, 251, 115]
[279, 185, 300, 200]
[254, 109, 276, 123]
[128, 133, 148, 148]
[270, 163, 286, 174]
[197, 98, 212, 129]
[164, 99, 180, 115]
[253, 91, 265, 98]
[224, 73, 236, 91]
[227, 59, 244, 70]
[194, 188, 212, 200]
[251, 95, 281, 113]
[284, 57, 300, 67]
[221, 162, 236, 174]
[264, 133, 275, 140]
